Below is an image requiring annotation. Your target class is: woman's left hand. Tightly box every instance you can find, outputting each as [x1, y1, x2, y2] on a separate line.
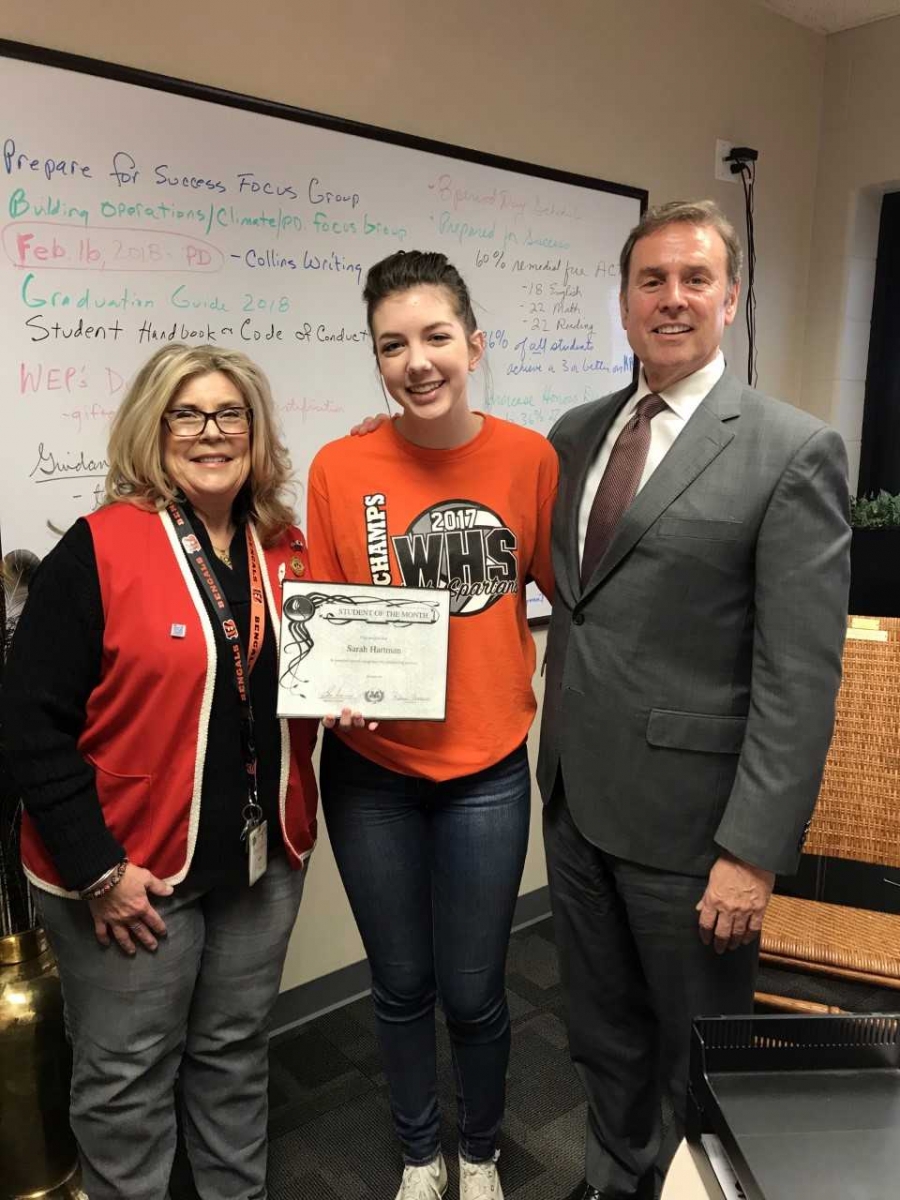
[322, 707, 379, 732]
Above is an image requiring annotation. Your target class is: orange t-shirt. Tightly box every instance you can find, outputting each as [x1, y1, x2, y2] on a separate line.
[307, 414, 558, 781]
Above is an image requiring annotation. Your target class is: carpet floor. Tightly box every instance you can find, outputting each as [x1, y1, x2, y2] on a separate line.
[170, 914, 899, 1199]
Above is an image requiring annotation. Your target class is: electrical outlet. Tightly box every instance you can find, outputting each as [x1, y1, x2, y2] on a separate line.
[715, 139, 738, 184]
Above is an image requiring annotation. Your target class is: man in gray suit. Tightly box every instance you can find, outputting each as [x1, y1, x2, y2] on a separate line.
[539, 200, 850, 1200]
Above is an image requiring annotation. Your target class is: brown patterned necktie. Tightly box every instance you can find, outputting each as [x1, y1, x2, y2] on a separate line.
[580, 392, 668, 586]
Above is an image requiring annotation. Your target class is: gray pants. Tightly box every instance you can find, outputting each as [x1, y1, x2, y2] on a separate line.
[35, 852, 305, 1200]
[544, 787, 757, 1200]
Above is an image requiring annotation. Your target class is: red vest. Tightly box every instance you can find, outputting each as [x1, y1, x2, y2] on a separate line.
[22, 503, 318, 896]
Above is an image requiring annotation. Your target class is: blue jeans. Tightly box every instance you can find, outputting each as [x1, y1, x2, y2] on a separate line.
[321, 733, 531, 1164]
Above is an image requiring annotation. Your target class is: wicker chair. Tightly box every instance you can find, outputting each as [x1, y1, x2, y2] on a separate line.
[757, 615, 900, 1014]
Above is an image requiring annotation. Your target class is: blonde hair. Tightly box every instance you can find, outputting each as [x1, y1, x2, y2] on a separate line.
[104, 344, 295, 546]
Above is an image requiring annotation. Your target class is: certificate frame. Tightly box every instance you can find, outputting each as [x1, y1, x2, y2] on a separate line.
[277, 581, 450, 720]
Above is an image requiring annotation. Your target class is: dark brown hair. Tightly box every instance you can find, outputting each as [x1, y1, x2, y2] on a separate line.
[363, 250, 478, 343]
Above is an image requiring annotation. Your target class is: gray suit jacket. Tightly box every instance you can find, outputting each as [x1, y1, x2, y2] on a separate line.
[537, 371, 851, 877]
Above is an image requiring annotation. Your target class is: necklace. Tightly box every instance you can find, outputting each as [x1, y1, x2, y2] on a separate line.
[212, 545, 232, 569]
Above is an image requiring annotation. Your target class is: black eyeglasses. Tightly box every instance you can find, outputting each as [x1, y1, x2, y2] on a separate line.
[163, 407, 253, 437]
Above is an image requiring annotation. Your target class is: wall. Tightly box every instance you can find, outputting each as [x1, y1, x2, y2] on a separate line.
[801, 15, 900, 491]
[0, 0, 827, 994]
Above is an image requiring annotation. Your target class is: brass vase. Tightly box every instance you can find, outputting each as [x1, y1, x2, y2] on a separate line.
[0, 929, 83, 1200]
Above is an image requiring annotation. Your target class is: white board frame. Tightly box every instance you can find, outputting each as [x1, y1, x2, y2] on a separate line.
[0, 38, 646, 625]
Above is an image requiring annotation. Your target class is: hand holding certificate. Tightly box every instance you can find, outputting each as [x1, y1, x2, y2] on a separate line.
[277, 582, 450, 720]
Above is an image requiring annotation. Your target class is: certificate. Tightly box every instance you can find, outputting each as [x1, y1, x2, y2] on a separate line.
[276, 581, 450, 720]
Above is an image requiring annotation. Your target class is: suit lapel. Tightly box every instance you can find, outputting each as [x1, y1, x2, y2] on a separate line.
[580, 372, 743, 597]
[561, 385, 635, 599]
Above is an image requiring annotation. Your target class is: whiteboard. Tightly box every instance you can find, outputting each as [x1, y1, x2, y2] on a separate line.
[0, 41, 644, 619]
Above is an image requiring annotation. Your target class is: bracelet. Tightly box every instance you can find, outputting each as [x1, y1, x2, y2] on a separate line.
[80, 858, 129, 900]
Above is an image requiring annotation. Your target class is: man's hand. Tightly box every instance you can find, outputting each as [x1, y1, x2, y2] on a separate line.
[87, 863, 173, 955]
[696, 852, 775, 953]
[350, 413, 391, 437]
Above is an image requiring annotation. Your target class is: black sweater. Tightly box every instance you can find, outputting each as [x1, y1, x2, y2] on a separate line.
[2, 510, 283, 892]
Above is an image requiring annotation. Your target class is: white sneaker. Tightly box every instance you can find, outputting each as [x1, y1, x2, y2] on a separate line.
[459, 1151, 504, 1200]
[394, 1152, 448, 1199]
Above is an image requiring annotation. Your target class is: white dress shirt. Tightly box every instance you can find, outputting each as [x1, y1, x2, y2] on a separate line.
[577, 353, 726, 561]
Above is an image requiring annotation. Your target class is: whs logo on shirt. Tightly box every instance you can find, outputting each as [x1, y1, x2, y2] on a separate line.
[363, 493, 519, 616]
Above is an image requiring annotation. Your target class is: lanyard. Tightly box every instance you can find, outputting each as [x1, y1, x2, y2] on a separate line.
[168, 503, 266, 837]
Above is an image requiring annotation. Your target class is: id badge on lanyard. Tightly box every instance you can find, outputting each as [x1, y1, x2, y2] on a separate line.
[168, 503, 268, 884]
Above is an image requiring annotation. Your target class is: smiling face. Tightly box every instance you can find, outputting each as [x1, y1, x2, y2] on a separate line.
[162, 370, 251, 514]
[620, 222, 740, 393]
[371, 285, 485, 438]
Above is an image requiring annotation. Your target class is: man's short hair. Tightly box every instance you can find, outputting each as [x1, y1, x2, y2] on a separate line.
[619, 200, 744, 292]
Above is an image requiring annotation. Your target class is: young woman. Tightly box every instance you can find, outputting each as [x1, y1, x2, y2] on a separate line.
[307, 251, 558, 1200]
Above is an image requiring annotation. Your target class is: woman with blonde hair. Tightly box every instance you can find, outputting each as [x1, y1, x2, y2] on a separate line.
[2, 343, 318, 1200]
